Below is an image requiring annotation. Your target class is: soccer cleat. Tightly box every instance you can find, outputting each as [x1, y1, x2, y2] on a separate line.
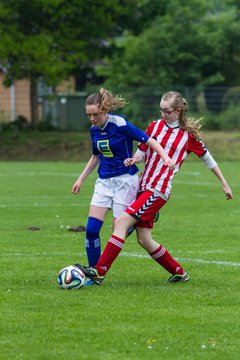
[84, 278, 95, 286]
[153, 210, 160, 223]
[74, 264, 104, 285]
[126, 225, 136, 238]
[167, 271, 190, 283]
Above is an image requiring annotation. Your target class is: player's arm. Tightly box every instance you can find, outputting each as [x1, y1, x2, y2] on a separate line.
[190, 136, 234, 200]
[202, 152, 233, 199]
[210, 165, 233, 199]
[72, 155, 99, 194]
[202, 154, 234, 200]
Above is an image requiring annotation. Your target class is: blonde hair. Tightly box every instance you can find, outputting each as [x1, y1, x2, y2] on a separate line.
[161, 91, 202, 140]
[86, 87, 126, 113]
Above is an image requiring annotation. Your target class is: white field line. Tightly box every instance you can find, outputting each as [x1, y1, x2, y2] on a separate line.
[0, 171, 78, 177]
[1, 251, 240, 267]
[0, 171, 94, 178]
[0, 203, 87, 208]
[120, 252, 240, 267]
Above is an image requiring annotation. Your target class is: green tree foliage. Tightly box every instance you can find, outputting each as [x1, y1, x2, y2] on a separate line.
[98, 0, 240, 89]
[1, 0, 240, 127]
[0, 0, 135, 126]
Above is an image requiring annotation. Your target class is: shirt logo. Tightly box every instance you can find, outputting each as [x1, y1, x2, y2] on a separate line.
[97, 139, 113, 157]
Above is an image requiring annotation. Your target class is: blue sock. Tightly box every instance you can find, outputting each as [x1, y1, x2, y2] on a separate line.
[85, 217, 103, 267]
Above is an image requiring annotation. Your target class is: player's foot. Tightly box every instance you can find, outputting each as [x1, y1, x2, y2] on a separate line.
[167, 271, 190, 283]
[154, 210, 160, 223]
[74, 264, 104, 285]
[84, 278, 95, 286]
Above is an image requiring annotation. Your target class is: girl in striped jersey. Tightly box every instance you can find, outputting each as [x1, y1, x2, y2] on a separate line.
[76, 91, 233, 284]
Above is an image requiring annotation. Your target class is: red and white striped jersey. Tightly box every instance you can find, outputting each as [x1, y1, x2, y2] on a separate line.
[138, 119, 207, 199]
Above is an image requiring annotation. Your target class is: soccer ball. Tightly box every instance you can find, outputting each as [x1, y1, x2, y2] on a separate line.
[58, 265, 85, 290]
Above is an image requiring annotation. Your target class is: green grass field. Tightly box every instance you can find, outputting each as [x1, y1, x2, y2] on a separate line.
[0, 160, 239, 360]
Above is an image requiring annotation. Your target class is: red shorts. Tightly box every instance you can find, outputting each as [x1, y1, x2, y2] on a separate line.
[125, 190, 167, 229]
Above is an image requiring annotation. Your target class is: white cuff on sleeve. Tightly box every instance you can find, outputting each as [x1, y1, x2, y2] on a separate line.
[201, 151, 217, 169]
[135, 149, 145, 162]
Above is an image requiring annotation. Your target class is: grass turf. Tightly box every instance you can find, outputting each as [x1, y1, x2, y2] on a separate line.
[0, 130, 240, 161]
[0, 160, 239, 360]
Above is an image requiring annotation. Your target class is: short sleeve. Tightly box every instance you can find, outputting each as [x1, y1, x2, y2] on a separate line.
[187, 134, 207, 157]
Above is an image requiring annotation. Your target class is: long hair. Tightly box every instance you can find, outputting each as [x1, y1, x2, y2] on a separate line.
[161, 91, 202, 140]
[86, 88, 126, 113]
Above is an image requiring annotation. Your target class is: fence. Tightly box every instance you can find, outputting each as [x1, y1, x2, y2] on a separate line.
[42, 93, 88, 131]
[41, 86, 240, 131]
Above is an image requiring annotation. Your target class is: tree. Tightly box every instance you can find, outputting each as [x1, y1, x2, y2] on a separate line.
[98, 0, 240, 90]
[0, 0, 136, 127]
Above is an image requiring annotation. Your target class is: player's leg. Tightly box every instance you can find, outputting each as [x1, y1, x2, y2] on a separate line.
[84, 207, 107, 286]
[76, 211, 136, 284]
[86, 177, 113, 267]
[86, 206, 108, 267]
[133, 193, 189, 283]
[76, 190, 152, 283]
[76, 212, 134, 284]
[136, 227, 190, 282]
[77, 191, 166, 284]
[112, 173, 139, 238]
[83, 174, 140, 283]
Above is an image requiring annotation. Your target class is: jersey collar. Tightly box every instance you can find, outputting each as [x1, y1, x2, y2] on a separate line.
[100, 115, 109, 130]
[164, 119, 179, 129]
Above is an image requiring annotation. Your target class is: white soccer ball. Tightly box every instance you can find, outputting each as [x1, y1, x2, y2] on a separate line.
[58, 265, 85, 290]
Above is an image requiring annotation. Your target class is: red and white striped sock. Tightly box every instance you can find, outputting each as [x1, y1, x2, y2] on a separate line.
[96, 235, 125, 276]
[150, 245, 184, 275]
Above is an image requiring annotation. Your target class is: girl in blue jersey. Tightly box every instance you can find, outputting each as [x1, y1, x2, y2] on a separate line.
[72, 88, 174, 278]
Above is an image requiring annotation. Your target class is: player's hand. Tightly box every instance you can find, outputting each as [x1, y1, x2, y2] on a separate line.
[124, 158, 135, 167]
[72, 180, 81, 194]
[164, 158, 175, 172]
[223, 183, 233, 200]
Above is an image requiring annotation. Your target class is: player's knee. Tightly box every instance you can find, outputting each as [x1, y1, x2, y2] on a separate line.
[115, 216, 124, 228]
[86, 217, 103, 239]
[137, 235, 152, 249]
[115, 214, 130, 232]
[137, 235, 145, 247]
[86, 226, 99, 239]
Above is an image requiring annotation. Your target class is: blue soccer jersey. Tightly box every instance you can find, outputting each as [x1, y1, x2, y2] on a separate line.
[90, 114, 149, 179]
